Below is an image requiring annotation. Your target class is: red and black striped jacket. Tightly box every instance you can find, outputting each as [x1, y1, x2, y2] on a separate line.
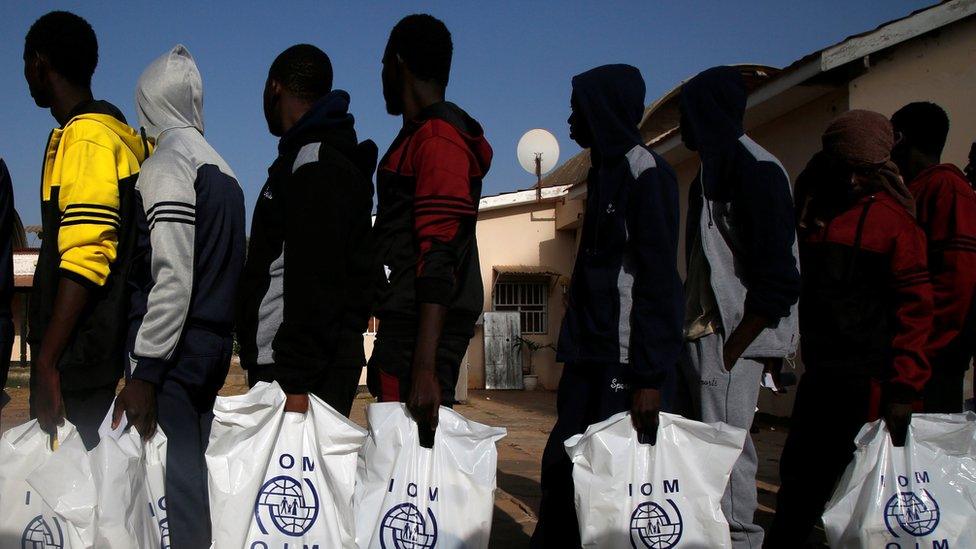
[371, 102, 493, 335]
[908, 164, 976, 368]
[798, 191, 933, 400]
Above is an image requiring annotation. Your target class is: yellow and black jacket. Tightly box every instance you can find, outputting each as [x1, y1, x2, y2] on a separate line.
[28, 100, 151, 390]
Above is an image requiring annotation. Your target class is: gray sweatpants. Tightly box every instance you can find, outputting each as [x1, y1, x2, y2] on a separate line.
[683, 332, 764, 549]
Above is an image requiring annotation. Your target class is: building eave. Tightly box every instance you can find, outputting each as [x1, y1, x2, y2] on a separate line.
[478, 185, 572, 213]
[821, 0, 976, 71]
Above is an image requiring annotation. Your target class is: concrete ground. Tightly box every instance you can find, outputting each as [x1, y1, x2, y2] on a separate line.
[1, 363, 827, 547]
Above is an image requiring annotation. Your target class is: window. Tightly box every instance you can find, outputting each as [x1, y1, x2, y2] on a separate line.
[493, 280, 548, 334]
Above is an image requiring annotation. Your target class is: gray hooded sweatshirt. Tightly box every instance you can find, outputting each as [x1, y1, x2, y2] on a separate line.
[128, 45, 246, 385]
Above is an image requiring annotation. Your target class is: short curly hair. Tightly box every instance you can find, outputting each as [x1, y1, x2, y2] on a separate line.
[891, 102, 950, 157]
[384, 14, 453, 88]
[269, 44, 333, 103]
[25, 11, 98, 88]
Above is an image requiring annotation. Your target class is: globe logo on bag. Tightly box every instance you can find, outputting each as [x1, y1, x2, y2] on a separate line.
[21, 514, 64, 549]
[884, 490, 940, 538]
[158, 517, 171, 549]
[380, 503, 438, 549]
[629, 500, 683, 549]
[254, 475, 320, 536]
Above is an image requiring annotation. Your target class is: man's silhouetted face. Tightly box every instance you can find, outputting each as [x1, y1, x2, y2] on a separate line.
[23, 51, 52, 108]
[263, 76, 283, 137]
[568, 96, 593, 149]
[679, 104, 698, 152]
[382, 52, 404, 116]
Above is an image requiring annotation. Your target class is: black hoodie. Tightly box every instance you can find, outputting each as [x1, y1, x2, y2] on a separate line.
[237, 90, 377, 392]
[0, 160, 13, 395]
[556, 65, 684, 389]
[681, 66, 800, 325]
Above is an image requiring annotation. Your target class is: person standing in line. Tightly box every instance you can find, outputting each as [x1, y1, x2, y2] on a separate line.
[369, 14, 492, 440]
[679, 66, 801, 549]
[0, 159, 15, 421]
[110, 45, 246, 548]
[965, 142, 976, 189]
[890, 102, 976, 413]
[530, 64, 684, 549]
[23, 11, 150, 449]
[236, 44, 376, 416]
[767, 110, 933, 546]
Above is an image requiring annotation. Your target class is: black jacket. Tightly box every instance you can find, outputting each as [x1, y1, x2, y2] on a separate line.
[371, 102, 493, 336]
[237, 91, 376, 392]
[681, 66, 800, 322]
[0, 160, 14, 393]
[556, 65, 684, 389]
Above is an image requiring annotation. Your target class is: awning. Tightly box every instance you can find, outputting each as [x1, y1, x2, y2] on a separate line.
[492, 265, 565, 289]
[493, 265, 561, 277]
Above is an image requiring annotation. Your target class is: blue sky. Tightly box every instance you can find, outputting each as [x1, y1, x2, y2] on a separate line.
[1, 0, 930, 229]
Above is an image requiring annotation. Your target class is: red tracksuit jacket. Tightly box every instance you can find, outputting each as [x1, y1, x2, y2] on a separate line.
[908, 164, 976, 367]
[798, 192, 934, 405]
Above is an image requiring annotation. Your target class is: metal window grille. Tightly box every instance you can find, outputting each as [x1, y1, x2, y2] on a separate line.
[493, 280, 548, 334]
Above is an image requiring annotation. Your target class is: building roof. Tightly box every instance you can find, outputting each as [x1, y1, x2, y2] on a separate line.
[479, 184, 572, 213]
[14, 249, 38, 289]
[493, 265, 563, 277]
[540, 0, 976, 189]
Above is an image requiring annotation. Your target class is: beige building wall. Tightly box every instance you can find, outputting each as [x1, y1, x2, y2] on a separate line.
[847, 15, 976, 170]
[468, 200, 577, 390]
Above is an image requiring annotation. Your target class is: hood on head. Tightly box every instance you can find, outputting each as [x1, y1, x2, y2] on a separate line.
[66, 103, 151, 163]
[414, 101, 493, 174]
[135, 44, 204, 141]
[571, 64, 645, 158]
[680, 66, 746, 157]
[279, 89, 357, 153]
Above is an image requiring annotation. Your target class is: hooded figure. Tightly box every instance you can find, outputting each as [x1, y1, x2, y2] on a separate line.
[768, 110, 933, 547]
[120, 44, 246, 549]
[532, 64, 684, 549]
[679, 66, 800, 549]
[556, 64, 683, 393]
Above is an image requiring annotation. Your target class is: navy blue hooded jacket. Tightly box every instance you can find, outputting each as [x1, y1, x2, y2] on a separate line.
[556, 65, 684, 389]
[682, 66, 800, 325]
[237, 90, 377, 392]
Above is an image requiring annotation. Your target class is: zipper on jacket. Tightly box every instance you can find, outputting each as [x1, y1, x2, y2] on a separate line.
[39, 129, 54, 203]
[845, 197, 875, 283]
[701, 166, 715, 228]
[394, 134, 415, 175]
[140, 127, 150, 161]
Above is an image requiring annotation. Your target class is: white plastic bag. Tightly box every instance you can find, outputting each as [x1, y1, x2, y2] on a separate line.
[566, 411, 746, 548]
[823, 412, 976, 548]
[88, 410, 168, 548]
[207, 381, 367, 549]
[355, 402, 507, 549]
[0, 420, 96, 548]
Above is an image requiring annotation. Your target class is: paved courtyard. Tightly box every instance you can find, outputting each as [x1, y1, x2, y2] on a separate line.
[1, 364, 827, 547]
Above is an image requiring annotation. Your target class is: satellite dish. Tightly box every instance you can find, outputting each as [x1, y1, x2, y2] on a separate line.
[517, 129, 560, 178]
[518, 129, 559, 200]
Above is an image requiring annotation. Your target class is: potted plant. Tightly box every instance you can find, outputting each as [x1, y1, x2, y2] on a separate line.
[512, 336, 555, 391]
